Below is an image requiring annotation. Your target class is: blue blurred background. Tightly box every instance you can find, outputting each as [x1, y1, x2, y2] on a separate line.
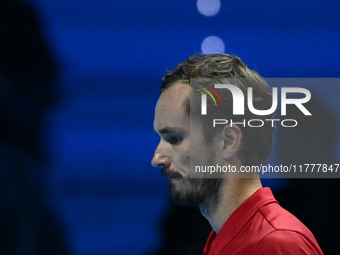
[1, 0, 340, 254]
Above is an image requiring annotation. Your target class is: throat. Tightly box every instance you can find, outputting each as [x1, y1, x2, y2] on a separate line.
[199, 187, 223, 232]
[199, 178, 262, 233]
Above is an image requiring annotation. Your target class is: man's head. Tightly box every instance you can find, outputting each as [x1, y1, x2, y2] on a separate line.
[152, 53, 274, 207]
[152, 82, 223, 207]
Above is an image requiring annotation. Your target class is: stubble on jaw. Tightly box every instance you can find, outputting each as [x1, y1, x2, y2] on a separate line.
[167, 129, 223, 214]
[168, 177, 223, 214]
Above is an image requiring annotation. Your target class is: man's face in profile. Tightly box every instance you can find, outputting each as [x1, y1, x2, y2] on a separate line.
[151, 83, 222, 207]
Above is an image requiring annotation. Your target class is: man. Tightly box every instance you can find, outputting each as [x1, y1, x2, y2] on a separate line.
[151, 53, 323, 254]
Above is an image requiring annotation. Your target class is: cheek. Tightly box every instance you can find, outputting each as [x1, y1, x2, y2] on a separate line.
[180, 151, 190, 165]
[179, 143, 190, 164]
[173, 142, 190, 167]
[190, 138, 209, 166]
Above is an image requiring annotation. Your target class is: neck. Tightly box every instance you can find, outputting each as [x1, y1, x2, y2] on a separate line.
[200, 177, 262, 233]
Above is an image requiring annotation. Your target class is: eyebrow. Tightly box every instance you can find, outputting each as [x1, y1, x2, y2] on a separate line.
[153, 127, 183, 135]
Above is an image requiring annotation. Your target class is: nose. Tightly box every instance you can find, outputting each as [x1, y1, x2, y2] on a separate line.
[151, 144, 171, 169]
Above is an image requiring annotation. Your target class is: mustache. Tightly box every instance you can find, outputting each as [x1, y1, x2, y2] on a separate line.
[161, 168, 183, 179]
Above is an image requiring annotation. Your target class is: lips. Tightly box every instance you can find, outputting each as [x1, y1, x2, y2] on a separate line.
[161, 168, 183, 179]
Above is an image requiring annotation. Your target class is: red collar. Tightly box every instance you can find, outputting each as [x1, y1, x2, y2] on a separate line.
[203, 187, 278, 255]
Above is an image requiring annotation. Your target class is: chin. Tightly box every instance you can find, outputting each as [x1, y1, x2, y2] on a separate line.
[168, 177, 223, 207]
[168, 179, 206, 207]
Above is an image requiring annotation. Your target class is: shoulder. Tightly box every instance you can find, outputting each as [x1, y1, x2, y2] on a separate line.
[255, 230, 323, 255]
[255, 202, 323, 254]
[260, 202, 316, 240]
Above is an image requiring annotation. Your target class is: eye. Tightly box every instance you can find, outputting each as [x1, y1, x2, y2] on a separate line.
[167, 136, 183, 145]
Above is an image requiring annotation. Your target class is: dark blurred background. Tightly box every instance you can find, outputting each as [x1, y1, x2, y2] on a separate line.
[0, 0, 339, 254]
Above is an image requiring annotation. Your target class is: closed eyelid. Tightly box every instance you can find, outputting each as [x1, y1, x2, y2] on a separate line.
[165, 135, 183, 145]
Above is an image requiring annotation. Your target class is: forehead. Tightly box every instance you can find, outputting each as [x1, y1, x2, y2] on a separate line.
[154, 83, 190, 130]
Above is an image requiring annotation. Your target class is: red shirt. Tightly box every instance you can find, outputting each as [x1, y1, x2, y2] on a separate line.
[203, 187, 323, 255]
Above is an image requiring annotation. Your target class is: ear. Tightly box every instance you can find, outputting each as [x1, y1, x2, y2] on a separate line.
[221, 124, 242, 160]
